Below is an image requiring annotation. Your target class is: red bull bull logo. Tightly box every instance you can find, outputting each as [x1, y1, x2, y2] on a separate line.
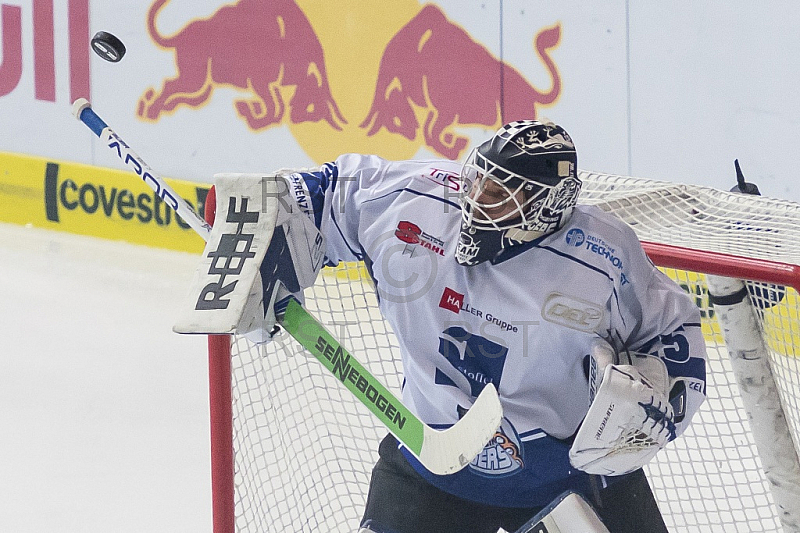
[138, 0, 345, 130]
[140, 1, 562, 163]
[360, 5, 561, 160]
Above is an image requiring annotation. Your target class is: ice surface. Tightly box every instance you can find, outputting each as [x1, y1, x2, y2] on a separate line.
[0, 223, 211, 533]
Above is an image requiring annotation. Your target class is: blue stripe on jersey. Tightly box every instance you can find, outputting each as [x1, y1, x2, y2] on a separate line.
[537, 245, 612, 281]
[362, 187, 461, 210]
[490, 234, 547, 264]
[325, 162, 340, 193]
[401, 433, 597, 508]
[518, 428, 547, 442]
[296, 162, 337, 229]
[361, 248, 378, 299]
[612, 286, 625, 329]
[330, 206, 364, 260]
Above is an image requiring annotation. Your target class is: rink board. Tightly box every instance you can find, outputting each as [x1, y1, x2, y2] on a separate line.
[0, 151, 206, 253]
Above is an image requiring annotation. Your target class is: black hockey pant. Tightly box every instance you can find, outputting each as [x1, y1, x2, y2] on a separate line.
[360, 434, 669, 533]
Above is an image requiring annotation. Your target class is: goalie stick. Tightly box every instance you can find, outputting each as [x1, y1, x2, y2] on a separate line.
[71, 98, 503, 475]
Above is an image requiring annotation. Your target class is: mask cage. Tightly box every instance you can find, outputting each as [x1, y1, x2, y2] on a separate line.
[460, 148, 558, 231]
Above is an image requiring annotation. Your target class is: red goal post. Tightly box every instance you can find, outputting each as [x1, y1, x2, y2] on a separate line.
[206, 172, 800, 532]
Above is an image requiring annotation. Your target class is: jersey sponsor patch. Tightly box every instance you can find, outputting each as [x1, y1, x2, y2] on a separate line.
[565, 228, 585, 246]
[421, 167, 462, 193]
[438, 287, 522, 332]
[286, 173, 314, 220]
[435, 326, 508, 397]
[541, 292, 605, 333]
[565, 228, 630, 285]
[439, 287, 464, 313]
[395, 220, 446, 256]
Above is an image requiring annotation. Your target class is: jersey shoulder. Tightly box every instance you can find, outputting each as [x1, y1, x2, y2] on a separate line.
[544, 204, 652, 284]
[335, 154, 463, 198]
[568, 204, 640, 242]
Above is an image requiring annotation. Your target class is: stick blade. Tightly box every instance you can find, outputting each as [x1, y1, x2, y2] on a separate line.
[417, 383, 503, 475]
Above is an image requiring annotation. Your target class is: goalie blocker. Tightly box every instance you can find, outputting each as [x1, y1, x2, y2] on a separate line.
[174, 173, 325, 340]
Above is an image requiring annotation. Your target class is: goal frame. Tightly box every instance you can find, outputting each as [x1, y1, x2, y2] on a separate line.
[205, 191, 800, 533]
[643, 241, 800, 291]
[209, 333, 235, 533]
[204, 186, 236, 533]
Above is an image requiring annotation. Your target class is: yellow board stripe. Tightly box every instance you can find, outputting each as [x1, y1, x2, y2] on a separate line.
[0, 151, 206, 253]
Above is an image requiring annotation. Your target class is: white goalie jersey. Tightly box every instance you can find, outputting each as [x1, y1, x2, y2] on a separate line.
[283, 153, 707, 508]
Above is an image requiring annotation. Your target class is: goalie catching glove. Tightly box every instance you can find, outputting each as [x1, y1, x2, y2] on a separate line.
[174, 173, 325, 343]
[569, 340, 677, 476]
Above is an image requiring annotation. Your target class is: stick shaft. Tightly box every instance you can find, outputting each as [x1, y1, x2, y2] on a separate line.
[281, 298, 425, 454]
[72, 98, 212, 239]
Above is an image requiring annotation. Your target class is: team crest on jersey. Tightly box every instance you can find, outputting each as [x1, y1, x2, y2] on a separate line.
[466, 415, 524, 476]
[395, 221, 446, 256]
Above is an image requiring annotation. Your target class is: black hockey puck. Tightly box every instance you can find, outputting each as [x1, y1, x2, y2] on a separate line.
[91, 31, 126, 62]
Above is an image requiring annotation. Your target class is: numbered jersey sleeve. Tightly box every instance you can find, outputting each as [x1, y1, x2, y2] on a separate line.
[612, 222, 707, 439]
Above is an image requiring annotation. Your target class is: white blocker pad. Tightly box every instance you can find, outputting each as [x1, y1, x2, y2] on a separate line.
[512, 491, 610, 533]
[174, 173, 325, 335]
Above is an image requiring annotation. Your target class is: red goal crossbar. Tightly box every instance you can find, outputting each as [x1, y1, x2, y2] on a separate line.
[641, 241, 800, 293]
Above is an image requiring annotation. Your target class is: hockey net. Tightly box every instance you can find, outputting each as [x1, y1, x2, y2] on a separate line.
[207, 171, 800, 533]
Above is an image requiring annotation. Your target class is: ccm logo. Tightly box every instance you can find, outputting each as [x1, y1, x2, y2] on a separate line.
[542, 293, 604, 332]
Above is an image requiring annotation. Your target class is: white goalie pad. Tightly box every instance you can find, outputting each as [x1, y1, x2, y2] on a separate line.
[569, 360, 675, 476]
[513, 491, 609, 533]
[174, 173, 325, 337]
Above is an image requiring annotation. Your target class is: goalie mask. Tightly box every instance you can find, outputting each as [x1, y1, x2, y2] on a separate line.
[456, 120, 581, 266]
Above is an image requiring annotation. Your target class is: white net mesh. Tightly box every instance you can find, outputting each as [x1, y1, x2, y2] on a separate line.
[642, 272, 796, 532]
[583, 172, 800, 532]
[228, 263, 401, 532]
[217, 171, 800, 532]
[579, 172, 800, 263]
